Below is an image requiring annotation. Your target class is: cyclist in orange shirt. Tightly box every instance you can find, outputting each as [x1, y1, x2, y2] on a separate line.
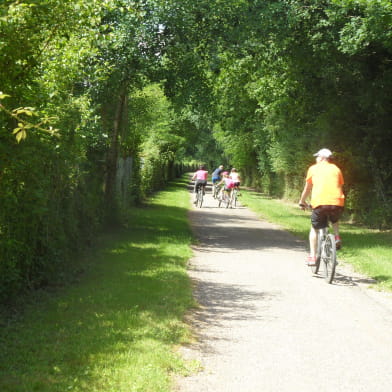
[299, 148, 345, 266]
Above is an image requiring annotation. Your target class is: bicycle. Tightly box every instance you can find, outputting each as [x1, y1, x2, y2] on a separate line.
[195, 183, 205, 208]
[300, 204, 337, 284]
[212, 182, 220, 199]
[231, 187, 239, 208]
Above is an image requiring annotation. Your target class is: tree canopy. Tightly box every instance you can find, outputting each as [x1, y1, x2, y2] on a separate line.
[1, 0, 391, 301]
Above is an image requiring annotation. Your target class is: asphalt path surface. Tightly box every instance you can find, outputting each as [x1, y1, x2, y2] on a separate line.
[175, 187, 392, 392]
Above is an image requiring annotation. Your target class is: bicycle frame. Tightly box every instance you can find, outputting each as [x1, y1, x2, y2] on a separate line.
[218, 188, 232, 208]
[195, 183, 205, 208]
[300, 203, 337, 284]
[212, 183, 221, 199]
[314, 226, 337, 283]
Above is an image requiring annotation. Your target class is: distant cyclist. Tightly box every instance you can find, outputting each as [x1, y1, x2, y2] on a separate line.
[211, 165, 225, 186]
[299, 148, 345, 266]
[217, 171, 235, 202]
[192, 165, 208, 204]
[229, 168, 241, 192]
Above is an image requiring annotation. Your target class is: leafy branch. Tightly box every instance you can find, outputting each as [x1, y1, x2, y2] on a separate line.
[0, 93, 58, 142]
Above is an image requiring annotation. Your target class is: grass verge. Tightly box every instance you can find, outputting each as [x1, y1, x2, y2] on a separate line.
[0, 177, 197, 392]
[240, 190, 392, 292]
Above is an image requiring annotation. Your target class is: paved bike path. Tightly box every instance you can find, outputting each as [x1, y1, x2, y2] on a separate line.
[175, 191, 392, 392]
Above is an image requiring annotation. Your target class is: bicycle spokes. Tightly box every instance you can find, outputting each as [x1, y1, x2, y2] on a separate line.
[322, 234, 337, 283]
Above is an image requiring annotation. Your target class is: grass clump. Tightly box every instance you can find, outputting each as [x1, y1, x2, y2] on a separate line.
[241, 190, 392, 291]
[0, 177, 196, 392]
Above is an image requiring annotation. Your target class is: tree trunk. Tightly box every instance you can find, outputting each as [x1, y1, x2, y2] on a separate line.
[104, 86, 127, 222]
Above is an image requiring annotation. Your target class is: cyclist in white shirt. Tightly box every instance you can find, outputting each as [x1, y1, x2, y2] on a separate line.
[230, 168, 241, 192]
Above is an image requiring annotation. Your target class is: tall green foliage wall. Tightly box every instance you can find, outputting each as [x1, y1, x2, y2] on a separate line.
[0, 1, 187, 303]
[157, 0, 392, 228]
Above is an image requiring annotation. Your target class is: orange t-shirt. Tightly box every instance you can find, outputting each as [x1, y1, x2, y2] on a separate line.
[306, 161, 344, 208]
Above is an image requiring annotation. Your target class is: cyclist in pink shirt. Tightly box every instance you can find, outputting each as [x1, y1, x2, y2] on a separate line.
[217, 171, 235, 202]
[192, 165, 208, 204]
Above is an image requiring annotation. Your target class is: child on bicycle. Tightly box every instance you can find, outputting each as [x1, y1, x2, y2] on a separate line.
[229, 168, 241, 193]
[192, 165, 208, 204]
[217, 171, 235, 203]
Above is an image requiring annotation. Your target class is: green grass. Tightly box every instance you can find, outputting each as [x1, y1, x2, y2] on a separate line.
[0, 177, 197, 392]
[240, 190, 392, 291]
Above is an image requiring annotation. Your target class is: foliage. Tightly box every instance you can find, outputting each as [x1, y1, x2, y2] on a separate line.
[0, 0, 196, 302]
[156, 0, 392, 226]
[1, 0, 392, 302]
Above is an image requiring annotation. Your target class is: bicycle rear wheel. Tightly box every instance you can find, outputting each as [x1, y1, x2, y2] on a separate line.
[197, 188, 203, 207]
[225, 193, 230, 208]
[322, 234, 337, 283]
[215, 186, 220, 200]
[232, 190, 238, 208]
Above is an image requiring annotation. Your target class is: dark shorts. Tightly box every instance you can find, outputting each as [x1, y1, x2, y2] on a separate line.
[233, 182, 240, 187]
[311, 205, 344, 230]
[212, 177, 221, 184]
[194, 180, 207, 192]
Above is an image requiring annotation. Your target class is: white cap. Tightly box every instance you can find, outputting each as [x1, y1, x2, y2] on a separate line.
[314, 148, 332, 158]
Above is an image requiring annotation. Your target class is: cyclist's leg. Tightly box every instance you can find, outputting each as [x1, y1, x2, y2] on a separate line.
[225, 189, 230, 206]
[328, 206, 344, 249]
[331, 221, 340, 249]
[309, 226, 318, 258]
[226, 189, 233, 207]
[220, 185, 227, 199]
[308, 207, 328, 263]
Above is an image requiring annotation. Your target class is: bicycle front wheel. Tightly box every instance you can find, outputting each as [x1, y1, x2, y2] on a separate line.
[323, 234, 337, 283]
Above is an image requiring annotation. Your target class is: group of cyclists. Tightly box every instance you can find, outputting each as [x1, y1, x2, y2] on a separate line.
[192, 164, 241, 206]
[191, 147, 345, 266]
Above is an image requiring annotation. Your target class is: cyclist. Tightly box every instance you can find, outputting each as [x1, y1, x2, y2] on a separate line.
[229, 168, 241, 192]
[217, 171, 235, 205]
[211, 165, 225, 188]
[192, 165, 208, 204]
[299, 148, 345, 266]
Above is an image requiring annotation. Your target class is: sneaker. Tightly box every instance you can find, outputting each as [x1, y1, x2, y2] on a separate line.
[335, 235, 342, 250]
[306, 255, 316, 266]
